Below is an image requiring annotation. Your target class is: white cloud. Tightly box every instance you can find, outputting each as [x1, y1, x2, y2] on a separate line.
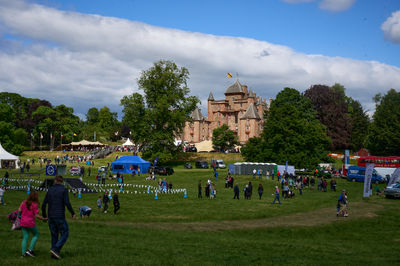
[318, 0, 356, 12]
[0, 0, 398, 118]
[282, 0, 355, 11]
[381, 10, 400, 44]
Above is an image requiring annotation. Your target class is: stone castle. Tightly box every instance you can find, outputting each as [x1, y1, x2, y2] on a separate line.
[182, 78, 269, 145]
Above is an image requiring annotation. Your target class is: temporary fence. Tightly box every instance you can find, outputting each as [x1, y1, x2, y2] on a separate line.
[1, 177, 187, 197]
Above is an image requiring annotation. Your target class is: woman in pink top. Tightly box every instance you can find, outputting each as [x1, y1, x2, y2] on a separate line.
[18, 191, 47, 258]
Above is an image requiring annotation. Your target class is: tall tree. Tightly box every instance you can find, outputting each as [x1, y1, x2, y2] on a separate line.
[347, 98, 369, 150]
[121, 93, 148, 144]
[242, 88, 330, 169]
[121, 60, 199, 162]
[367, 89, 400, 155]
[86, 107, 99, 125]
[212, 124, 238, 152]
[304, 84, 351, 150]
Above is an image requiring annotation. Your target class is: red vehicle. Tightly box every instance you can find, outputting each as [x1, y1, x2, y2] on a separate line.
[357, 156, 400, 168]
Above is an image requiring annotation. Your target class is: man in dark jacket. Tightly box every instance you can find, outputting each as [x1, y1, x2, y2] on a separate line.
[103, 192, 110, 213]
[42, 175, 75, 259]
[233, 184, 240, 199]
[113, 191, 120, 214]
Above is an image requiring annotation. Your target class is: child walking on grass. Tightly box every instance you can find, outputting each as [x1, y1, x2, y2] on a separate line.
[97, 196, 102, 210]
[19, 191, 48, 258]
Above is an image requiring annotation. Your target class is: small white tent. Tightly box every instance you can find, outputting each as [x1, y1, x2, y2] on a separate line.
[122, 138, 134, 146]
[0, 143, 19, 169]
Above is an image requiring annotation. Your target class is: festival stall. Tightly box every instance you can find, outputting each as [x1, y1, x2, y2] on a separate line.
[111, 156, 151, 174]
[122, 138, 134, 146]
[0, 143, 19, 169]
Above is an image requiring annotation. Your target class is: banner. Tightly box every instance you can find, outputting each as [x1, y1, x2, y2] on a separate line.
[344, 149, 350, 168]
[363, 163, 374, 197]
[388, 168, 400, 186]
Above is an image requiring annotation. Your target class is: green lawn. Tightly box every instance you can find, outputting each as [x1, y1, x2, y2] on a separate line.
[0, 152, 399, 265]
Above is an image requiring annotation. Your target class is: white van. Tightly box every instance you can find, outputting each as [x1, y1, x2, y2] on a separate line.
[211, 159, 226, 169]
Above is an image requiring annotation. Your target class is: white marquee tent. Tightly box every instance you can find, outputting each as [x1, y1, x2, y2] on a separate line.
[122, 138, 135, 146]
[0, 143, 19, 169]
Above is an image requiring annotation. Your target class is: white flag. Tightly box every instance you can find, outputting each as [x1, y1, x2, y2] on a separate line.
[363, 163, 374, 197]
[388, 168, 400, 186]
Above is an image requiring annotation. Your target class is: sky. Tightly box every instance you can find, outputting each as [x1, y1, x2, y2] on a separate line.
[0, 0, 399, 119]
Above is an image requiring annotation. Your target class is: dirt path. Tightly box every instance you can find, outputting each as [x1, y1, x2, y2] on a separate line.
[81, 201, 384, 232]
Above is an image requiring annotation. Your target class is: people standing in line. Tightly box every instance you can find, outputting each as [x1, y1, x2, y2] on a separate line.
[283, 181, 289, 198]
[258, 184, 264, 200]
[272, 186, 281, 204]
[248, 181, 253, 199]
[310, 177, 315, 190]
[252, 169, 257, 179]
[317, 178, 322, 191]
[330, 178, 337, 192]
[198, 180, 202, 198]
[102, 192, 109, 213]
[41, 176, 75, 260]
[19, 191, 48, 258]
[205, 180, 211, 198]
[299, 181, 303, 195]
[233, 184, 240, 199]
[113, 192, 120, 215]
[244, 185, 248, 199]
[258, 169, 262, 179]
[101, 171, 106, 185]
[322, 178, 328, 192]
[266, 170, 270, 181]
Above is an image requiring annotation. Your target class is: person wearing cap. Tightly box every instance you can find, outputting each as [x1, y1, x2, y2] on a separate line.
[272, 186, 281, 204]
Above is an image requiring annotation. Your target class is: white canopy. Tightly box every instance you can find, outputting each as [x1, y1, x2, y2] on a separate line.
[194, 140, 213, 152]
[69, 140, 105, 146]
[122, 138, 134, 146]
[0, 143, 19, 169]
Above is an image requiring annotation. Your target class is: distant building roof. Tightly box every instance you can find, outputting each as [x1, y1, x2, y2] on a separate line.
[240, 103, 261, 120]
[225, 79, 244, 94]
[191, 108, 203, 121]
[208, 92, 214, 101]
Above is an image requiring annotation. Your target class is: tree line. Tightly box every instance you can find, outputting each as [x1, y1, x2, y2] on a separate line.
[1, 60, 398, 167]
[241, 85, 400, 169]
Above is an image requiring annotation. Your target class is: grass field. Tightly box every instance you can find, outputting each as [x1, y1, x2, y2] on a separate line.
[0, 152, 399, 265]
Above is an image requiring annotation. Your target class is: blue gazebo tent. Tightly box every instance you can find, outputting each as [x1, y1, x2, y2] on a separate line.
[111, 156, 151, 174]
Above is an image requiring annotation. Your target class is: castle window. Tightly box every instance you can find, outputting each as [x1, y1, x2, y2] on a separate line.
[218, 122, 221, 126]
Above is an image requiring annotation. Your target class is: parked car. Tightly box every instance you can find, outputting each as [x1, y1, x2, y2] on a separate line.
[384, 183, 400, 198]
[184, 163, 193, 169]
[98, 166, 107, 173]
[347, 166, 385, 183]
[195, 161, 209, 169]
[70, 166, 80, 176]
[210, 159, 226, 169]
[148, 166, 174, 176]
